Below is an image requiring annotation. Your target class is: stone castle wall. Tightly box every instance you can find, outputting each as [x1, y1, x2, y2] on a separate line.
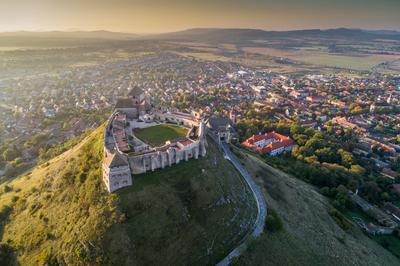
[127, 137, 207, 174]
[103, 110, 207, 192]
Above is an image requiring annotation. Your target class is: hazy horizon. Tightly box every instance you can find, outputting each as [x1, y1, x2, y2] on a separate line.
[0, 0, 399, 33]
[1, 26, 400, 35]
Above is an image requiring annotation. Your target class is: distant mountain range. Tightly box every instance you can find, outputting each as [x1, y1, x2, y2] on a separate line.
[0, 30, 139, 47]
[0, 30, 138, 40]
[0, 28, 399, 47]
[152, 28, 400, 42]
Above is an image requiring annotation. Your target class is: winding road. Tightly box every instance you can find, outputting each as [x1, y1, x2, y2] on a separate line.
[214, 139, 267, 266]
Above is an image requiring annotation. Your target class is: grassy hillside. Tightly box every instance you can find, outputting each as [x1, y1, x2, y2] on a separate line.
[0, 127, 117, 265]
[103, 138, 257, 265]
[0, 128, 256, 265]
[231, 149, 399, 266]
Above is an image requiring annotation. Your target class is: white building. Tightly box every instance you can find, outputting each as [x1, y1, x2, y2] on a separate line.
[102, 152, 132, 192]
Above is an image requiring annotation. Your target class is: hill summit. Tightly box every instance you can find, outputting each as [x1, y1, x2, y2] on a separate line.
[0, 127, 256, 265]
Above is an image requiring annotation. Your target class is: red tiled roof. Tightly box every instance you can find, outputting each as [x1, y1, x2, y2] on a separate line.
[179, 139, 193, 146]
[113, 128, 129, 152]
[242, 131, 296, 154]
[243, 131, 290, 146]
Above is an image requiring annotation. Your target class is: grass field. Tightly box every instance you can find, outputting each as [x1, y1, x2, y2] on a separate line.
[0, 46, 36, 51]
[178, 52, 232, 62]
[133, 124, 188, 146]
[0, 129, 257, 265]
[231, 148, 399, 266]
[242, 46, 400, 71]
[295, 53, 391, 71]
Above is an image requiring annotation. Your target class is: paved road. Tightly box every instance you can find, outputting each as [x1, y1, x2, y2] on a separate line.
[215, 140, 267, 266]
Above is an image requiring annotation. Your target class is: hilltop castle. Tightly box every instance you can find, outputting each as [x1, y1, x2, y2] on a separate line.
[102, 87, 207, 192]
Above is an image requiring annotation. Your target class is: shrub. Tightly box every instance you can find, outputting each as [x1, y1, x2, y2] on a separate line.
[11, 196, 19, 203]
[4, 167, 17, 178]
[265, 209, 283, 232]
[328, 208, 352, 231]
[0, 204, 12, 218]
[13, 157, 24, 165]
[0, 243, 14, 265]
[119, 213, 127, 224]
[2, 185, 12, 193]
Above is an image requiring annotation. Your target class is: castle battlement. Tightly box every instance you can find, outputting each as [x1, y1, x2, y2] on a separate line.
[102, 88, 207, 192]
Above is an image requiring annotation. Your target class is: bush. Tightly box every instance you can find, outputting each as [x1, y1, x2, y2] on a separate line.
[0, 205, 12, 220]
[2, 185, 12, 193]
[0, 243, 14, 265]
[328, 208, 352, 231]
[11, 196, 19, 203]
[321, 186, 337, 197]
[4, 167, 17, 178]
[13, 157, 24, 165]
[265, 209, 283, 232]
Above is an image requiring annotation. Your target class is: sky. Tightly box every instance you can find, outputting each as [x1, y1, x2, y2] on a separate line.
[0, 0, 399, 33]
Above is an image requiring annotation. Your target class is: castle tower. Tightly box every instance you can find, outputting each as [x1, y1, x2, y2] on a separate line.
[127, 86, 145, 104]
[102, 153, 132, 192]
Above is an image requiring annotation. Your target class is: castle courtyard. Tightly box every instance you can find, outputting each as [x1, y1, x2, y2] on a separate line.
[133, 124, 188, 146]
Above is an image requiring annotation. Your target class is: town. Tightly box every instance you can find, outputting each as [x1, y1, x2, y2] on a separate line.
[1, 50, 400, 260]
[1, 0, 400, 264]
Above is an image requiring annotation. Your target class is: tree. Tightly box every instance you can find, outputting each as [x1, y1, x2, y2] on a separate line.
[315, 147, 337, 163]
[333, 185, 351, 210]
[381, 192, 390, 201]
[374, 125, 384, 134]
[338, 149, 354, 168]
[290, 124, 303, 136]
[304, 155, 319, 164]
[349, 164, 366, 175]
[0, 243, 14, 266]
[360, 181, 381, 203]
[292, 133, 308, 146]
[265, 209, 283, 232]
[2, 148, 17, 162]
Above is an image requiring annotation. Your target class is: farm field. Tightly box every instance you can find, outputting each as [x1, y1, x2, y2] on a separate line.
[0, 46, 35, 51]
[242, 46, 400, 71]
[177, 51, 232, 62]
[133, 124, 188, 146]
[295, 53, 395, 71]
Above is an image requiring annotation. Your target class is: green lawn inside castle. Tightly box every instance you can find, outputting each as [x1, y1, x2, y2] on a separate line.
[133, 124, 188, 146]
